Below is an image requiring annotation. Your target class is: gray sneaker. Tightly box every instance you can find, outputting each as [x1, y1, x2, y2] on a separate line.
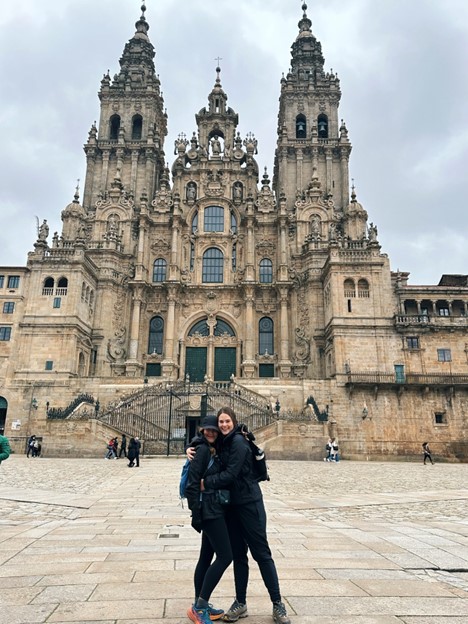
[272, 601, 291, 624]
[222, 600, 248, 622]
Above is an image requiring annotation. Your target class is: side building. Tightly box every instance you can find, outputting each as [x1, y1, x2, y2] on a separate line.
[0, 4, 466, 460]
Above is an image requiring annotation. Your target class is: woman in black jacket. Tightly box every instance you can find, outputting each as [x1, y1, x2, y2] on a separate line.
[185, 415, 232, 624]
[202, 406, 290, 624]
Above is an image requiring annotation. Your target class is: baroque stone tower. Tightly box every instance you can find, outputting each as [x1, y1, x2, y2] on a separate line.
[1, 2, 466, 461]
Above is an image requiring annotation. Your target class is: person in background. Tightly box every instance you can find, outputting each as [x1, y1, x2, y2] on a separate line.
[119, 434, 127, 458]
[127, 437, 137, 467]
[27, 435, 36, 458]
[105, 438, 117, 459]
[134, 437, 141, 467]
[422, 442, 434, 465]
[0, 432, 11, 466]
[112, 437, 119, 458]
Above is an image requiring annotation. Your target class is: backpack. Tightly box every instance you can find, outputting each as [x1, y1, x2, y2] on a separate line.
[240, 425, 270, 482]
[179, 456, 214, 507]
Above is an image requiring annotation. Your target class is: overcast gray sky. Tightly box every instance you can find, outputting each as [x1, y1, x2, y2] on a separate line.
[1, 0, 467, 284]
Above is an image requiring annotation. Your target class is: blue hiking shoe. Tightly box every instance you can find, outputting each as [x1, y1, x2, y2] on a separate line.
[187, 606, 212, 624]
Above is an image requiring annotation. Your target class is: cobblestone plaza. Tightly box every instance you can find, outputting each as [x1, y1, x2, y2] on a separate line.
[1, 457, 468, 623]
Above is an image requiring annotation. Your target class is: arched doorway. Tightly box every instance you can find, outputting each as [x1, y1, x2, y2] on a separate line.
[185, 317, 238, 382]
[0, 396, 7, 435]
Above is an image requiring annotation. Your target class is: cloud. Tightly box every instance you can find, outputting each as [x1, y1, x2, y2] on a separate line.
[0, 0, 467, 285]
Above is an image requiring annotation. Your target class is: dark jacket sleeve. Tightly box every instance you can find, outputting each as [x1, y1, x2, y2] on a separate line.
[185, 444, 211, 513]
[204, 434, 249, 490]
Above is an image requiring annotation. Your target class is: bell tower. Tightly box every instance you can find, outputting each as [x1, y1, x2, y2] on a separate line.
[273, 3, 352, 212]
[82, 3, 167, 212]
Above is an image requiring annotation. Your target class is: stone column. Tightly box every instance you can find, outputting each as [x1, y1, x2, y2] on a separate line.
[278, 286, 292, 377]
[241, 287, 256, 378]
[340, 152, 350, 208]
[130, 150, 139, 195]
[83, 148, 96, 209]
[126, 286, 145, 376]
[162, 287, 177, 379]
[101, 150, 110, 192]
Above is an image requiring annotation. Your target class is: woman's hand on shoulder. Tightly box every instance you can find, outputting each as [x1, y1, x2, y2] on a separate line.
[186, 447, 196, 461]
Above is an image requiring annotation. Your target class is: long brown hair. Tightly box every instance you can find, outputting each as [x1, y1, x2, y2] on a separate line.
[216, 405, 238, 428]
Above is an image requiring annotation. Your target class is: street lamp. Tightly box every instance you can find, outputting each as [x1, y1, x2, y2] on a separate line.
[275, 399, 281, 416]
[31, 398, 38, 410]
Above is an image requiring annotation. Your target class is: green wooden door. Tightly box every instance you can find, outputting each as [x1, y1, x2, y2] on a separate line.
[185, 347, 207, 382]
[214, 347, 236, 381]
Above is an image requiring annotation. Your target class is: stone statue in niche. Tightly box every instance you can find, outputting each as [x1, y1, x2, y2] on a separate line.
[233, 182, 243, 201]
[211, 135, 221, 156]
[186, 182, 197, 201]
[368, 222, 378, 242]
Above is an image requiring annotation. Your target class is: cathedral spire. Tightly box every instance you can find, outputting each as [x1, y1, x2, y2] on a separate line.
[298, 2, 312, 36]
[134, 3, 150, 40]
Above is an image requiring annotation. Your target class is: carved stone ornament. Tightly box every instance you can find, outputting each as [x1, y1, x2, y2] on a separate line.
[150, 238, 171, 254]
[107, 327, 127, 363]
[256, 239, 276, 258]
[255, 187, 275, 214]
[294, 327, 311, 362]
[151, 186, 173, 213]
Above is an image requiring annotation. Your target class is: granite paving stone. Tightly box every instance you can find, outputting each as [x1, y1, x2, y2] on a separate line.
[0, 456, 467, 623]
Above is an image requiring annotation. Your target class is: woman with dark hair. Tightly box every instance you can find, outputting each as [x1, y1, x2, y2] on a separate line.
[201, 406, 290, 624]
[185, 415, 232, 624]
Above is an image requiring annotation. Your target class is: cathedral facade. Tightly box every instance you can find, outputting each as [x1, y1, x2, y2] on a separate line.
[0, 4, 467, 459]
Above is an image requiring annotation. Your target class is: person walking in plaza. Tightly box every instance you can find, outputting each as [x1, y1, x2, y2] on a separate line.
[0, 432, 11, 465]
[112, 437, 119, 458]
[134, 436, 141, 467]
[105, 437, 117, 459]
[202, 406, 291, 624]
[128, 437, 141, 467]
[119, 433, 127, 458]
[27, 434, 36, 458]
[422, 441, 434, 465]
[185, 415, 231, 624]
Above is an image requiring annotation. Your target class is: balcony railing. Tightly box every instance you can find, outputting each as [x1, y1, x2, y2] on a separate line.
[346, 371, 468, 387]
[395, 314, 467, 328]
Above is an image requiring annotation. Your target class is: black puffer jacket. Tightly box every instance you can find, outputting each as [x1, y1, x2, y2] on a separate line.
[185, 438, 225, 529]
[204, 426, 262, 506]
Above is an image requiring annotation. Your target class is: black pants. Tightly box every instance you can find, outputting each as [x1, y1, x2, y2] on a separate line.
[227, 501, 281, 604]
[194, 517, 232, 602]
[119, 447, 127, 458]
[424, 451, 433, 464]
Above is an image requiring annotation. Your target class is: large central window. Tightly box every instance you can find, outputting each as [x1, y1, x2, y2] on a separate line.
[202, 248, 224, 283]
[204, 206, 224, 232]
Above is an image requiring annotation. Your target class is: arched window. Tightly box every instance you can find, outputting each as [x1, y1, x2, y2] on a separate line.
[109, 114, 121, 140]
[344, 279, 355, 298]
[43, 277, 54, 296]
[204, 206, 224, 232]
[78, 352, 86, 377]
[214, 319, 235, 337]
[296, 114, 307, 139]
[259, 317, 274, 355]
[191, 211, 199, 234]
[230, 210, 238, 234]
[148, 316, 164, 354]
[357, 279, 370, 298]
[131, 114, 143, 140]
[202, 248, 224, 283]
[189, 319, 210, 337]
[259, 258, 273, 284]
[153, 258, 167, 282]
[190, 242, 195, 271]
[317, 114, 328, 138]
[57, 277, 68, 288]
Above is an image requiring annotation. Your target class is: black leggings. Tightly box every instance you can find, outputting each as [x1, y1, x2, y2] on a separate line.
[194, 517, 232, 602]
[227, 501, 281, 604]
